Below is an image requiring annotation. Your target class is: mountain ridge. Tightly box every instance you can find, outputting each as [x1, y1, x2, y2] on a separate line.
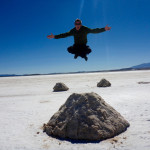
[131, 62, 150, 69]
[0, 62, 150, 77]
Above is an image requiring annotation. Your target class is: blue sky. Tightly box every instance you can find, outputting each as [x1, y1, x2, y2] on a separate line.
[0, 0, 150, 74]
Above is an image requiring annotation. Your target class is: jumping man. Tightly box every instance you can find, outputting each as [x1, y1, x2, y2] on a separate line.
[47, 19, 111, 61]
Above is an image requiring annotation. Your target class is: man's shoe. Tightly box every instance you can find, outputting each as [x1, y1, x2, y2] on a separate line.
[84, 56, 88, 61]
[74, 54, 78, 59]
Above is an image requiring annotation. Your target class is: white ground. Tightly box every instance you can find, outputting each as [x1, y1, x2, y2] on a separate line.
[0, 70, 150, 150]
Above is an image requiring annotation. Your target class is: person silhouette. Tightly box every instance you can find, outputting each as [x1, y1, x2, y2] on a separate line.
[47, 19, 111, 61]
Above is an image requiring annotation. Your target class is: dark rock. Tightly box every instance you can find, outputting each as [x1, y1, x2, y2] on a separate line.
[43, 92, 129, 141]
[97, 79, 111, 87]
[53, 82, 69, 92]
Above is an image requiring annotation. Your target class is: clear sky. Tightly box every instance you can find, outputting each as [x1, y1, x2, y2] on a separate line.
[0, 0, 150, 74]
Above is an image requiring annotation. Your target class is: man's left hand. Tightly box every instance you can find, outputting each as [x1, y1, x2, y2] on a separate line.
[105, 24, 111, 31]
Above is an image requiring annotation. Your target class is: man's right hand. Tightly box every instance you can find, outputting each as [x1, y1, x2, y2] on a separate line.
[47, 33, 54, 39]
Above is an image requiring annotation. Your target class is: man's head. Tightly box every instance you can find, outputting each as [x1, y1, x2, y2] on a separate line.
[74, 19, 82, 31]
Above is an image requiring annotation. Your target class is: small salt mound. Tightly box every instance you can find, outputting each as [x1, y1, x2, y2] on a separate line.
[97, 78, 111, 87]
[43, 92, 129, 141]
[53, 82, 69, 92]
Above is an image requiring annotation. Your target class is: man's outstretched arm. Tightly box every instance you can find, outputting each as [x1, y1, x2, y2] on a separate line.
[47, 30, 73, 39]
[87, 24, 111, 34]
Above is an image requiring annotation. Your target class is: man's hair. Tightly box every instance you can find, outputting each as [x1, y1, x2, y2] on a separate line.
[75, 19, 82, 24]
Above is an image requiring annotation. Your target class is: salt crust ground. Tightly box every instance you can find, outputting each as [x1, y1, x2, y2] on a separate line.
[0, 70, 150, 150]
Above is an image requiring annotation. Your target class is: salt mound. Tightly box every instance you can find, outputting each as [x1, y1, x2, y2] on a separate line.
[97, 78, 111, 87]
[53, 82, 69, 92]
[43, 92, 129, 141]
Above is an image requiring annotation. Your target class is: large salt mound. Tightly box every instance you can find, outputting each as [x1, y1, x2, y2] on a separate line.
[43, 92, 130, 141]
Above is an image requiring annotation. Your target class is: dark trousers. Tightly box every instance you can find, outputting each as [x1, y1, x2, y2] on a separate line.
[67, 44, 92, 58]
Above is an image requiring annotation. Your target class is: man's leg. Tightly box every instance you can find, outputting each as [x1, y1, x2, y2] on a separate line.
[84, 45, 92, 55]
[80, 45, 92, 61]
[67, 45, 74, 54]
[67, 45, 79, 59]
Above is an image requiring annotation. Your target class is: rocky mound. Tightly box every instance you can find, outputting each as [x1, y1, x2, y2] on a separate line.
[53, 82, 69, 92]
[43, 92, 129, 141]
[97, 78, 111, 87]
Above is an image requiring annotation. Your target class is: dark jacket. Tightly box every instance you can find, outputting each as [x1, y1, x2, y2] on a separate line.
[54, 26, 105, 45]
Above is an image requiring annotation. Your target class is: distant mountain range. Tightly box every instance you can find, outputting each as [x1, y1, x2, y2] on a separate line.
[0, 74, 20, 77]
[131, 63, 150, 69]
[0, 62, 150, 77]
